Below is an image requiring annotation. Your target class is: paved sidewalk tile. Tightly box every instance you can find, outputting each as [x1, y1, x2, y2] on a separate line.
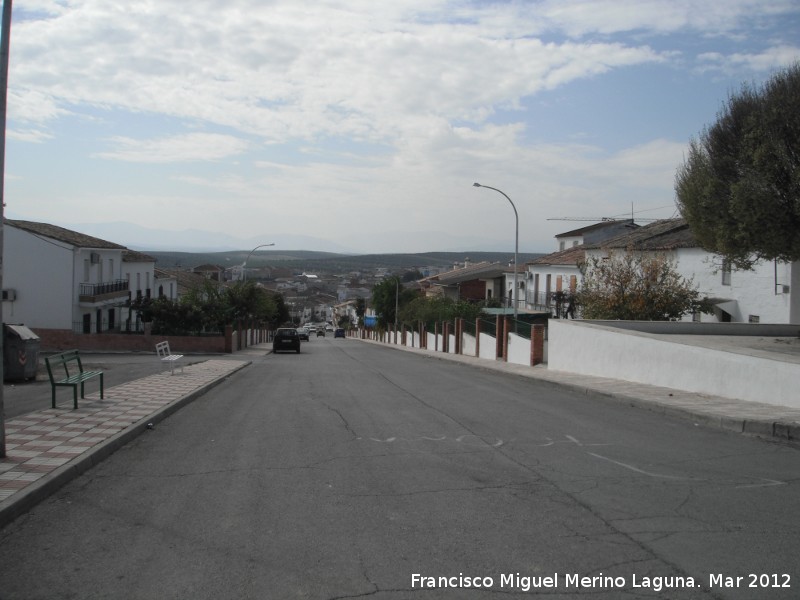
[0, 359, 247, 507]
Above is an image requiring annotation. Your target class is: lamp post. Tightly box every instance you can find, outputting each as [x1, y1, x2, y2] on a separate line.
[473, 183, 518, 322]
[0, 0, 12, 459]
[242, 243, 275, 281]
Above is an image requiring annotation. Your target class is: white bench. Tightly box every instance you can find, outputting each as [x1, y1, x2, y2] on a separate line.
[156, 341, 184, 375]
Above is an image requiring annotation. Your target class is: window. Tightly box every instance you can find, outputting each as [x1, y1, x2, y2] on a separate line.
[721, 259, 731, 286]
[559, 241, 565, 251]
[749, 315, 760, 324]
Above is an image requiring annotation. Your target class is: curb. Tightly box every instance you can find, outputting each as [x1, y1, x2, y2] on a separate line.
[0, 361, 250, 529]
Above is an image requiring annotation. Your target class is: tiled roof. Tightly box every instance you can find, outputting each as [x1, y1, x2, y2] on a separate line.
[122, 249, 156, 263]
[193, 264, 224, 272]
[528, 245, 585, 266]
[430, 261, 508, 284]
[584, 218, 698, 251]
[7, 219, 126, 249]
[556, 219, 635, 238]
[155, 268, 209, 291]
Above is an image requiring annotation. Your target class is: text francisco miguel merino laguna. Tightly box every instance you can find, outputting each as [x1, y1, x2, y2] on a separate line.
[410, 572, 789, 593]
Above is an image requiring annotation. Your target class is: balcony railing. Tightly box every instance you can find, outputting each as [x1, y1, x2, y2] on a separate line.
[79, 279, 129, 303]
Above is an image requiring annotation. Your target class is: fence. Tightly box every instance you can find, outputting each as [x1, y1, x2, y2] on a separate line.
[34, 320, 273, 354]
[357, 315, 546, 367]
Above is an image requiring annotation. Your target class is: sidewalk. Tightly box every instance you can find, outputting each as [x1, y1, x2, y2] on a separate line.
[0, 358, 250, 528]
[358, 338, 800, 445]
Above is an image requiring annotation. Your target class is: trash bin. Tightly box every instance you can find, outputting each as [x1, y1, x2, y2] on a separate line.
[4, 324, 41, 382]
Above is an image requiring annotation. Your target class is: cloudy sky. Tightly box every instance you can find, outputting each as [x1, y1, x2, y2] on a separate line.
[3, 0, 799, 253]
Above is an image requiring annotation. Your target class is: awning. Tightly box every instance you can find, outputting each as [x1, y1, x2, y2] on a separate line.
[708, 298, 738, 314]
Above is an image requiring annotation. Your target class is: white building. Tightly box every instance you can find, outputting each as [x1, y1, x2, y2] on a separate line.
[3, 220, 130, 333]
[583, 219, 798, 323]
[524, 220, 639, 313]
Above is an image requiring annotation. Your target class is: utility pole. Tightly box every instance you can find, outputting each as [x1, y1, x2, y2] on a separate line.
[0, 0, 12, 458]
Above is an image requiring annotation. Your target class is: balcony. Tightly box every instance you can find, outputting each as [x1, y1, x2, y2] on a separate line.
[79, 279, 130, 304]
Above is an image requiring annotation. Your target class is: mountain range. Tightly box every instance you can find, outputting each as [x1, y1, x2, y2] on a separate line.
[58, 220, 527, 255]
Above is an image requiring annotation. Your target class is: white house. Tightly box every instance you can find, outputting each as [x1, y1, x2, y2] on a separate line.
[524, 245, 584, 311]
[121, 249, 180, 332]
[524, 220, 639, 313]
[3, 220, 130, 333]
[583, 218, 799, 323]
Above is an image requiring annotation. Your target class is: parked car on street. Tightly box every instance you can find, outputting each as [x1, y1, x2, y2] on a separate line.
[296, 327, 309, 341]
[334, 328, 346, 338]
[274, 328, 301, 353]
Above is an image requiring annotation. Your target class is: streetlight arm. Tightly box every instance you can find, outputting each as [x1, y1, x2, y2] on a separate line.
[473, 183, 518, 220]
[473, 183, 519, 321]
[242, 243, 275, 280]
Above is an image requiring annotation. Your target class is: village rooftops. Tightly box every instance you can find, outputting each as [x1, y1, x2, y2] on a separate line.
[122, 249, 157, 263]
[583, 218, 697, 251]
[527, 245, 585, 266]
[6, 219, 126, 250]
[555, 219, 638, 242]
[421, 261, 508, 285]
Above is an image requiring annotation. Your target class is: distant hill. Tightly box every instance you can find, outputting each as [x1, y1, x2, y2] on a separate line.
[144, 250, 545, 273]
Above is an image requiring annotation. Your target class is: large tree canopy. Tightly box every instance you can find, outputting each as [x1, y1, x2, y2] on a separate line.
[675, 62, 800, 269]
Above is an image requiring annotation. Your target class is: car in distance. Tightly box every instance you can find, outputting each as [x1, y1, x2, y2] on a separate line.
[334, 328, 346, 338]
[274, 328, 301, 353]
[316, 328, 325, 337]
[296, 327, 309, 341]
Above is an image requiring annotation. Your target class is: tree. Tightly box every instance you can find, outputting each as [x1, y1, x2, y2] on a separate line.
[370, 277, 417, 328]
[142, 281, 285, 335]
[355, 297, 366, 328]
[576, 251, 710, 321]
[675, 62, 800, 269]
[398, 295, 485, 328]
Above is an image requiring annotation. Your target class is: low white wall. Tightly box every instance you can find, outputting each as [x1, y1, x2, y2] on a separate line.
[479, 333, 496, 360]
[507, 332, 530, 366]
[549, 320, 800, 409]
[463, 332, 477, 357]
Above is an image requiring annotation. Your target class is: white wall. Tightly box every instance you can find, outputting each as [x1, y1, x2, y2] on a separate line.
[3, 226, 75, 329]
[677, 249, 792, 323]
[478, 332, 496, 360]
[548, 320, 800, 409]
[462, 332, 477, 357]
[507, 332, 530, 366]
[526, 263, 580, 309]
[72, 247, 125, 328]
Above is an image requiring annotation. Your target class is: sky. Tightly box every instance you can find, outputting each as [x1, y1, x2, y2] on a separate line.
[3, 0, 799, 254]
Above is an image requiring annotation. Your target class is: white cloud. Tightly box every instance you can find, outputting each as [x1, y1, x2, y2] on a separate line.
[95, 133, 250, 163]
[4, 0, 798, 252]
[698, 45, 800, 74]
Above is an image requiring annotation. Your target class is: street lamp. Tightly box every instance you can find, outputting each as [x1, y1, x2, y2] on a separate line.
[243, 243, 275, 281]
[473, 183, 519, 322]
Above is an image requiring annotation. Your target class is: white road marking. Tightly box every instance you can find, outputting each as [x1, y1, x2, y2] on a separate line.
[588, 452, 693, 480]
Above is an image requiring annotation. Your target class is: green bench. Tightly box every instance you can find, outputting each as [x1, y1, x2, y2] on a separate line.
[45, 350, 104, 409]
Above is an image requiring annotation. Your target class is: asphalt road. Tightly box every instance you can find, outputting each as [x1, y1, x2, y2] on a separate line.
[0, 338, 798, 599]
